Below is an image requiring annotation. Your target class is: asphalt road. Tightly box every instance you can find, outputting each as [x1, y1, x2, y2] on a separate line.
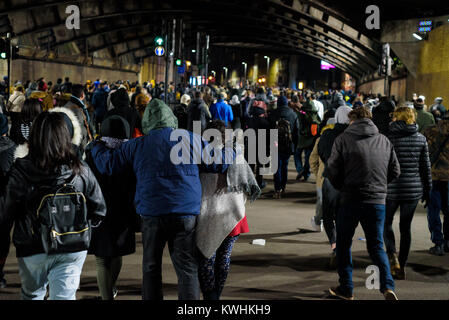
[1, 163, 449, 300]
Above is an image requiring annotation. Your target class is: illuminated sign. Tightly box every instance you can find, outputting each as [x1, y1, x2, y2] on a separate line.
[418, 20, 432, 32]
[321, 60, 336, 70]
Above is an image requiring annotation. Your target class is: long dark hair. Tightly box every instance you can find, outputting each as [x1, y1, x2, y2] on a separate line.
[29, 112, 81, 174]
[21, 98, 42, 123]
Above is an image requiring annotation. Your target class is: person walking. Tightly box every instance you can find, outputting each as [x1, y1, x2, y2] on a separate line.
[0, 112, 106, 300]
[384, 107, 432, 279]
[174, 94, 191, 130]
[210, 92, 234, 127]
[85, 115, 139, 300]
[89, 98, 234, 300]
[295, 98, 321, 181]
[327, 106, 401, 300]
[317, 105, 351, 266]
[415, 98, 435, 133]
[269, 95, 299, 198]
[196, 120, 260, 300]
[423, 113, 449, 255]
[187, 91, 212, 133]
[0, 114, 16, 288]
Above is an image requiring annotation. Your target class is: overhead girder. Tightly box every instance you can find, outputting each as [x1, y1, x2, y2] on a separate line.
[10, 1, 378, 70]
[0, 0, 380, 77]
[210, 34, 364, 77]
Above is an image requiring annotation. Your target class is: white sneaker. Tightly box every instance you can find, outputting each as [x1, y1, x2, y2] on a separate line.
[310, 218, 323, 232]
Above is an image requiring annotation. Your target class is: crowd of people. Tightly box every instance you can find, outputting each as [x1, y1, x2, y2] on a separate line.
[0, 75, 447, 301]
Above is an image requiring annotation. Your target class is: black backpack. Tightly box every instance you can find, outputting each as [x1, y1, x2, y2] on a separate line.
[276, 118, 293, 155]
[30, 178, 91, 254]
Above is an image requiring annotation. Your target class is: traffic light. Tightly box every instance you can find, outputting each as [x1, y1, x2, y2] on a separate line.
[154, 36, 164, 46]
[175, 59, 182, 66]
[0, 38, 7, 60]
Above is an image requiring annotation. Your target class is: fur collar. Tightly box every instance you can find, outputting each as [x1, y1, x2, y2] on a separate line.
[49, 107, 82, 146]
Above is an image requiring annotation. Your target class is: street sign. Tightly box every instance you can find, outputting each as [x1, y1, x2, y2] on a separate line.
[154, 46, 165, 56]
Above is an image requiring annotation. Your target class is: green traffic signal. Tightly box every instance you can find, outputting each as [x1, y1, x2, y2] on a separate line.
[176, 59, 182, 66]
[155, 37, 164, 46]
[0, 52, 6, 59]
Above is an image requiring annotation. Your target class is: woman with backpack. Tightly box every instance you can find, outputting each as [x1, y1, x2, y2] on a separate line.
[269, 96, 299, 199]
[0, 112, 106, 300]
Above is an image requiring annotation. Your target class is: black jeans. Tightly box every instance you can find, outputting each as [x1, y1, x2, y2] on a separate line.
[322, 178, 338, 246]
[141, 215, 200, 300]
[384, 199, 419, 267]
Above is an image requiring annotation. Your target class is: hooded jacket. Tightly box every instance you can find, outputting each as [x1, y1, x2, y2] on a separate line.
[187, 98, 211, 132]
[0, 160, 106, 258]
[327, 118, 401, 205]
[63, 96, 95, 151]
[7, 90, 25, 113]
[423, 119, 449, 181]
[297, 100, 320, 149]
[387, 121, 432, 201]
[90, 99, 233, 217]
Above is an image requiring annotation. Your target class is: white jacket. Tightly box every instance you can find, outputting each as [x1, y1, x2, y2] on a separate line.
[7, 91, 25, 113]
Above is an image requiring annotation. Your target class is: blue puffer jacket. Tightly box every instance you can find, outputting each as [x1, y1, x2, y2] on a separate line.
[91, 127, 233, 217]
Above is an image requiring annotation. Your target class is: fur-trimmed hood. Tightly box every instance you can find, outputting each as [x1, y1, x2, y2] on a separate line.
[49, 107, 82, 147]
[14, 143, 29, 161]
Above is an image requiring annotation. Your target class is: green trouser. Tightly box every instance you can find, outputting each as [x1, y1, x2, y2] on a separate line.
[95, 256, 123, 300]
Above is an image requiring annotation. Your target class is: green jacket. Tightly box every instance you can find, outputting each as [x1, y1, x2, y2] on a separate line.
[142, 98, 178, 134]
[416, 108, 435, 133]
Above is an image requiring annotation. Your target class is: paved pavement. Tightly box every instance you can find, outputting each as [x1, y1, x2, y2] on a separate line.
[1, 163, 449, 300]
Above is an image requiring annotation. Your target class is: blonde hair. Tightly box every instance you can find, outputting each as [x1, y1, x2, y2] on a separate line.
[393, 106, 416, 125]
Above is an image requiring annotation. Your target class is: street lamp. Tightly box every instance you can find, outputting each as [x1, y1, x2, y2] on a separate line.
[242, 62, 247, 80]
[264, 56, 270, 83]
[223, 67, 228, 82]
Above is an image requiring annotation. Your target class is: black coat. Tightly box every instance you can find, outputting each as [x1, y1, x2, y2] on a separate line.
[0, 159, 106, 258]
[86, 148, 138, 257]
[318, 123, 348, 177]
[187, 98, 211, 132]
[0, 136, 16, 194]
[386, 121, 432, 201]
[231, 103, 242, 130]
[104, 106, 142, 135]
[269, 105, 299, 153]
[372, 101, 395, 135]
[327, 119, 401, 205]
[173, 103, 189, 130]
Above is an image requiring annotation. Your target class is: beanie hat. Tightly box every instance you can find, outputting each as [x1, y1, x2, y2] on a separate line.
[110, 88, 130, 108]
[0, 113, 8, 136]
[335, 105, 352, 124]
[277, 95, 288, 108]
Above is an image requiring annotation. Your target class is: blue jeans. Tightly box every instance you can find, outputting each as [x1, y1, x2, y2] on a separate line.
[427, 180, 449, 246]
[274, 154, 291, 192]
[141, 215, 200, 300]
[294, 147, 313, 178]
[336, 203, 394, 295]
[18, 251, 87, 300]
